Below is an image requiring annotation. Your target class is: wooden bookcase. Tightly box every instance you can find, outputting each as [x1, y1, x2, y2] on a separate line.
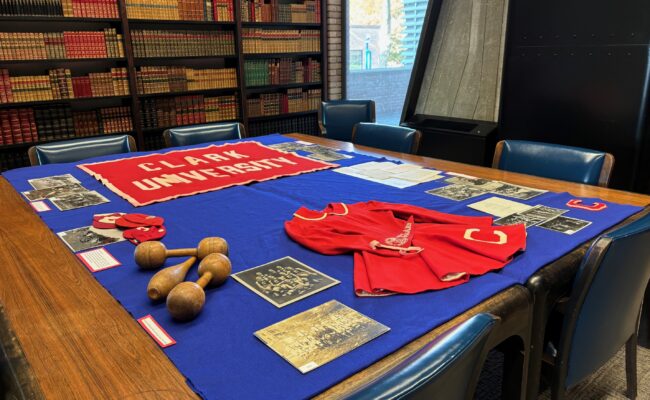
[0, 0, 327, 171]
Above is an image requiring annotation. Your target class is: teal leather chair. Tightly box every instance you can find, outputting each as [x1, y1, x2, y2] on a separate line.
[163, 122, 246, 147]
[28, 135, 137, 166]
[352, 122, 422, 154]
[343, 313, 499, 400]
[319, 100, 375, 141]
[545, 212, 650, 399]
[492, 140, 614, 187]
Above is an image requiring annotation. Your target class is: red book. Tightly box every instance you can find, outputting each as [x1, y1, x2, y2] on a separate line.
[0, 110, 10, 145]
[9, 109, 22, 144]
[27, 109, 37, 143]
[18, 109, 30, 143]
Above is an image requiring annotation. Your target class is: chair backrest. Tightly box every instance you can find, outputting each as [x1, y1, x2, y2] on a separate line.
[343, 313, 499, 400]
[492, 140, 614, 187]
[352, 122, 422, 154]
[28, 135, 137, 166]
[557, 212, 650, 389]
[320, 100, 375, 141]
[163, 122, 246, 147]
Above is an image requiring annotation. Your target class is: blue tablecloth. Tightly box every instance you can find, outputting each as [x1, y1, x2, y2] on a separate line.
[2, 134, 642, 399]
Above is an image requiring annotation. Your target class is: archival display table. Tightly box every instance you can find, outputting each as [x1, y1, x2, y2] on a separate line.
[0, 133, 648, 399]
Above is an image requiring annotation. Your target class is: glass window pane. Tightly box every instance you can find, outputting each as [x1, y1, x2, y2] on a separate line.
[346, 0, 426, 125]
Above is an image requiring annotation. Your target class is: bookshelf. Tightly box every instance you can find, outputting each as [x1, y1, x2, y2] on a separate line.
[0, 0, 327, 170]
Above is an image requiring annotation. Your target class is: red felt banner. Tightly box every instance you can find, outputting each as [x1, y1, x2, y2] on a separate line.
[78, 141, 336, 206]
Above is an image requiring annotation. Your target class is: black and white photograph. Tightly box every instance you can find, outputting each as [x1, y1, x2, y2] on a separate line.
[28, 174, 81, 190]
[494, 205, 568, 227]
[50, 191, 110, 211]
[269, 142, 351, 161]
[304, 146, 352, 162]
[57, 226, 125, 252]
[494, 212, 548, 228]
[490, 183, 546, 200]
[520, 205, 567, 220]
[426, 184, 488, 201]
[22, 183, 90, 201]
[233, 256, 340, 308]
[538, 216, 592, 235]
[445, 176, 501, 190]
[268, 142, 311, 152]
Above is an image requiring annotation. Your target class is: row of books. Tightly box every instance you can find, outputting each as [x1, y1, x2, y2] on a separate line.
[242, 29, 320, 54]
[136, 66, 237, 95]
[0, 68, 72, 103]
[212, 0, 233, 22]
[248, 113, 317, 136]
[131, 30, 235, 58]
[98, 106, 133, 133]
[0, 104, 133, 145]
[0, 68, 128, 103]
[0, 108, 37, 144]
[125, 0, 233, 22]
[0, 29, 124, 60]
[244, 57, 320, 87]
[73, 107, 132, 135]
[247, 87, 320, 117]
[0, 0, 118, 18]
[140, 94, 238, 129]
[0, 151, 30, 172]
[62, 0, 119, 18]
[143, 133, 166, 151]
[241, 0, 320, 24]
[71, 68, 130, 98]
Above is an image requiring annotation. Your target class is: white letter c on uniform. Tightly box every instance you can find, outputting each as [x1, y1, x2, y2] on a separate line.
[463, 228, 507, 244]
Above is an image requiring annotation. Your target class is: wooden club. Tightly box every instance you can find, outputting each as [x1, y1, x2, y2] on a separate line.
[134, 237, 228, 269]
[146, 256, 197, 301]
[166, 253, 232, 321]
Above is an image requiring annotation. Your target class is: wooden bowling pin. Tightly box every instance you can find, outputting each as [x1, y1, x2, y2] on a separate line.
[147, 256, 197, 301]
[166, 253, 231, 321]
[134, 237, 228, 269]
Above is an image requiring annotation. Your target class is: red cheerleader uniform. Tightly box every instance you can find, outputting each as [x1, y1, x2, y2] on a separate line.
[285, 201, 527, 296]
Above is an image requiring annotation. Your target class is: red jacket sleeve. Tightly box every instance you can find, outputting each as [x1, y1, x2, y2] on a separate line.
[284, 219, 373, 255]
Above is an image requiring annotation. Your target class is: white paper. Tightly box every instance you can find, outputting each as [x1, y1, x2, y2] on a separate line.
[355, 169, 395, 180]
[334, 167, 419, 188]
[350, 161, 384, 170]
[468, 197, 533, 217]
[382, 163, 425, 174]
[380, 178, 419, 188]
[394, 169, 442, 183]
[77, 248, 121, 272]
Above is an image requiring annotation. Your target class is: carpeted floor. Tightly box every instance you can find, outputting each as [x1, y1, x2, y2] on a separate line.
[475, 345, 650, 399]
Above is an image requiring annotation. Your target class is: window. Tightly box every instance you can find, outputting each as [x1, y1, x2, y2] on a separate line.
[346, 0, 426, 124]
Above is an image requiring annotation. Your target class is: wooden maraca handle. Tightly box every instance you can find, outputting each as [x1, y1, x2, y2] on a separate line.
[166, 248, 196, 257]
[147, 256, 197, 301]
[165, 254, 231, 321]
[135, 237, 228, 269]
[196, 271, 213, 289]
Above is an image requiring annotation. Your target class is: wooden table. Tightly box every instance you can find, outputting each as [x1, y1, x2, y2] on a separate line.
[1, 133, 648, 399]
